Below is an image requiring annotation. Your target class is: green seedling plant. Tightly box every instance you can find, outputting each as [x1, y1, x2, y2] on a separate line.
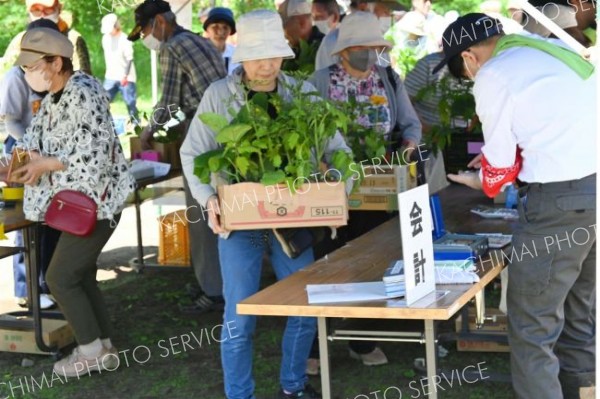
[194, 81, 355, 192]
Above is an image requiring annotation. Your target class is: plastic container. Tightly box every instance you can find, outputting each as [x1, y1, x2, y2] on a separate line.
[157, 210, 190, 266]
[504, 184, 518, 209]
[2, 187, 24, 201]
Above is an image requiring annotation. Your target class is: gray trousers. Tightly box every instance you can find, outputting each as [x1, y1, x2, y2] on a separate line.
[183, 175, 223, 297]
[45, 216, 120, 345]
[508, 174, 596, 399]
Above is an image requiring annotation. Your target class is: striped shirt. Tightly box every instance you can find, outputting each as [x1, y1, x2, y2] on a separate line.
[404, 52, 468, 128]
[152, 27, 227, 129]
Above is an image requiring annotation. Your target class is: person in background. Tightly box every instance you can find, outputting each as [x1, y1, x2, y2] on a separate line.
[128, 0, 227, 314]
[9, 26, 135, 377]
[181, 10, 352, 398]
[0, 0, 92, 75]
[312, 0, 341, 36]
[279, 0, 325, 73]
[198, 6, 212, 30]
[101, 13, 138, 122]
[525, 0, 596, 46]
[315, 0, 399, 71]
[411, 0, 446, 53]
[203, 7, 240, 75]
[507, 0, 524, 25]
[390, 11, 428, 58]
[438, 13, 596, 399]
[0, 19, 63, 312]
[309, 10, 422, 373]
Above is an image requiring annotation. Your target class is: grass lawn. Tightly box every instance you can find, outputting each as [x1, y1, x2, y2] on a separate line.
[0, 256, 516, 399]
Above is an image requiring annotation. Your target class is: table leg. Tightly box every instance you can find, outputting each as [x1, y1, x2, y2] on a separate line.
[424, 319, 438, 399]
[318, 317, 331, 399]
[474, 289, 485, 328]
[23, 223, 54, 353]
[135, 188, 144, 271]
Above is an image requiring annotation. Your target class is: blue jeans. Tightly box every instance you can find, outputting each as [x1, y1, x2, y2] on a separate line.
[103, 79, 138, 120]
[219, 230, 316, 399]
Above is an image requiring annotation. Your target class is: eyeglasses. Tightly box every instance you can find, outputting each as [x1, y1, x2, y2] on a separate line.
[140, 18, 155, 39]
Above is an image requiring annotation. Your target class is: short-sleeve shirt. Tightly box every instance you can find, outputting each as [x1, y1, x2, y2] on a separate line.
[0, 66, 42, 139]
[327, 64, 391, 134]
[102, 32, 136, 83]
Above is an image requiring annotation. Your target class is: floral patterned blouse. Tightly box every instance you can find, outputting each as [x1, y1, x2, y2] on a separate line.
[327, 64, 392, 135]
[20, 71, 135, 222]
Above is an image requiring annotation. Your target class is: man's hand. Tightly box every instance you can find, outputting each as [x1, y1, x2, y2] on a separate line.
[140, 125, 155, 151]
[13, 154, 63, 186]
[447, 172, 483, 191]
[467, 153, 483, 169]
[120, 77, 128, 87]
[402, 139, 418, 161]
[206, 195, 228, 234]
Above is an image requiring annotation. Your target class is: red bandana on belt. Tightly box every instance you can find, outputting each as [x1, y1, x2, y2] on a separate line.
[481, 148, 522, 198]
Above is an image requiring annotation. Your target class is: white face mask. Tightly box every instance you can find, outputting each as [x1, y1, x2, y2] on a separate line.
[314, 18, 331, 35]
[379, 16, 392, 35]
[142, 20, 163, 51]
[463, 57, 478, 81]
[25, 67, 52, 92]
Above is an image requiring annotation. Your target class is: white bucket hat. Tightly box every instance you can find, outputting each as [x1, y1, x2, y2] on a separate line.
[232, 10, 295, 64]
[397, 11, 426, 36]
[101, 13, 118, 35]
[331, 11, 393, 55]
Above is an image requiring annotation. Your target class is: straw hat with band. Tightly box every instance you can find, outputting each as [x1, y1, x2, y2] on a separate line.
[331, 11, 392, 55]
[231, 10, 295, 64]
[15, 27, 73, 67]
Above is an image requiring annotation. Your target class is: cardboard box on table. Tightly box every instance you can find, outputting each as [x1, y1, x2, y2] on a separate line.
[348, 165, 417, 211]
[0, 319, 74, 355]
[217, 182, 348, 230]
[129, 136, 183, 170]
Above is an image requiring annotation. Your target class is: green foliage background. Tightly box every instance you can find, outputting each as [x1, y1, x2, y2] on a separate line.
[0, 0, 484, 103]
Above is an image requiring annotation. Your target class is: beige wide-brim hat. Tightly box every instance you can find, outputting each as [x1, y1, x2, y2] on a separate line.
[232, 9, 295, 64]
[397, 11, 426, 36]
[331, 11, 393, 55]
[15, 27, 73, 67]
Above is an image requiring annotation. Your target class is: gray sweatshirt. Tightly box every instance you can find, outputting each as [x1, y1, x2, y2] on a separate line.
[180, 67, 353, 209]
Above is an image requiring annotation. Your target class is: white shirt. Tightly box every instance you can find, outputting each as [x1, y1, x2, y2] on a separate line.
[222, 43, 240, 75]
[102, 32, 136, 83]
[475, 41, 596, 184]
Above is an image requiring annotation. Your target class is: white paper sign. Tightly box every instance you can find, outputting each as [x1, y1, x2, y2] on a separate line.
[398, 184, 436, 306]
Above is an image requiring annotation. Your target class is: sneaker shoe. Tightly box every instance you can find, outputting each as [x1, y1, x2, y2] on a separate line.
[40, 294, 56, 310]
[349, 347, 388, 366]
[278, 384, 321, 399]
[179, 294, 224, 314]
[306, 358, 320, 376]
[53, 346, 119, 378]
[184, 283, 203, 301]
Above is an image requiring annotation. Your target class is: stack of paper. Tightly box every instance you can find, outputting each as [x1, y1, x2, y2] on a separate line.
[434, 259, 475, 270]
[383, 261, 406, 297]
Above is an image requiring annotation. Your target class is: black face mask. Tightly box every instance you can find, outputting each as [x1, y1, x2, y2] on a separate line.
[346, 49, 378, 72]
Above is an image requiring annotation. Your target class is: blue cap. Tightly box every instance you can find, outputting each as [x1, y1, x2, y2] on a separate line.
[204, 7, 236, 34]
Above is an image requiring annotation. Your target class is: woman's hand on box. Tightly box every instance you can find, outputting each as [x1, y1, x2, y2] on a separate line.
[13, 154, 64, 186]
[206, 195, 228, 234]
